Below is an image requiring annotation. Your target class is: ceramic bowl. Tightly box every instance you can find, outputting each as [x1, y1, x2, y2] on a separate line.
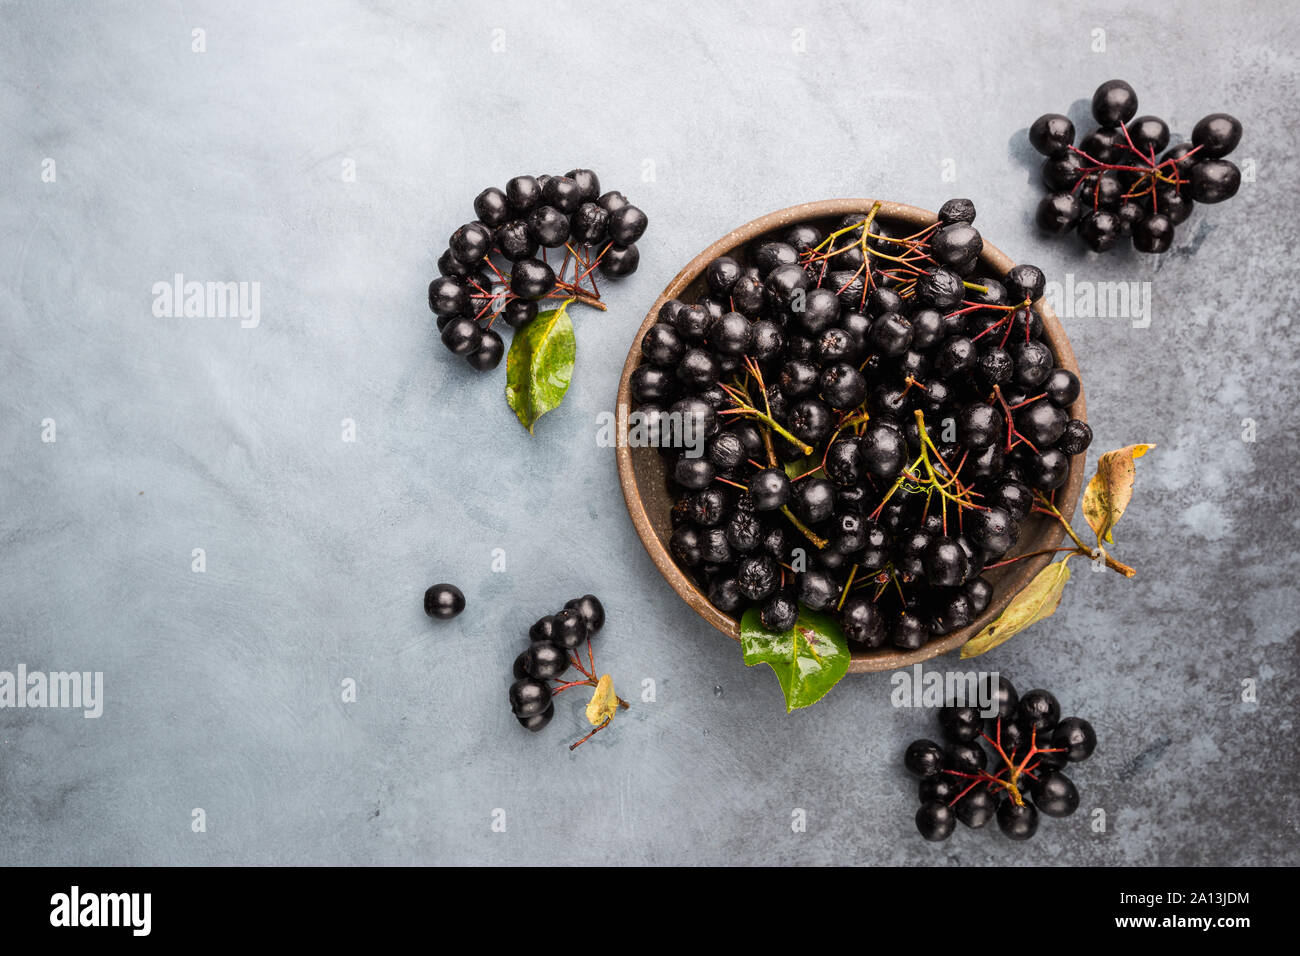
[615, 199, 1086, 673]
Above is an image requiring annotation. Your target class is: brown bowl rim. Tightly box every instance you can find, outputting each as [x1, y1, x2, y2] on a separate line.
[615, 198, 1087, 674]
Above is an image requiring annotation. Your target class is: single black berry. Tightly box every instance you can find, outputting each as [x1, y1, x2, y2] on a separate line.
[1004, 264, 1046, 303]
[600, 243, 640, 277]
[1191, 113, 1242, 158]
[1132, 212, 1175, 253]
[509, 678, 552, 718]
[761, 592, 799, 631]
[506, 175, 542, 214]
[473, 186, 511, 226]
[904, 739, 946, 777]
[965, 576, 993, 615]
[517, 703, 555, 732]
[996, 799, 1039, 840]
[955, 788, 997, 828]
[441, 317, 483, 356]
[1188, 160, 1241, 204]
[1091, 79, 1138, 126]
[1051, 716, 1097, 761]
[510, 257, 556, 299]
[916, 801, 956, 842]
[523, 641, 569, 680]
[1029, 113, 1075, 157]
[939, 705, 984, 743]
[1036, 192, 1083, 234]
[527, 205, 570, 247]
[937, 197, 976, 225]
[608, 205, 649, 245]
[503, 299, 538, 329]
[1079, 210, 1122, 253]
[496, 220, 538, 261]
[736, 555, 778, 601]
[570, 202, 610, 244]
[1030, 770, 1080, 817]
[449, 222, 492, 263]
[428, 276, 469, 317]
[891, 612, 928, 650]
[1041, 153, 1085, 191]
[466, 328, 505, 371]
[1125, 115, 1170, 155]
[563, 594, 605, 636]
[796, 570, 838, 611]
[1017, 688, 1061, 733]
[564, 167, 601, 201]
[840, 594, 885, 647]
[551, 607, 589, 649]
[423, 583, 465, 619]
[1057, 419, 1093, 456]
[542, 175, 582, 214]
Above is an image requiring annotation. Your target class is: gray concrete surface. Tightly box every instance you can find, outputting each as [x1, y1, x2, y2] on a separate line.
[1, 0, 1297, 865]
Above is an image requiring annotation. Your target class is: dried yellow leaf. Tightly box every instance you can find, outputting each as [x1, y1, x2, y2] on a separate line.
[961, 558, 1072, 659]
[585, 674, 618, 727]
[1081, 443, 1156, 545]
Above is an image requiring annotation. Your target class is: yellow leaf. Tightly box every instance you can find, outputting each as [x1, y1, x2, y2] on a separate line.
[961, 559, 1072, 659]
[585, 674, 618, 727]
[1081, 443, 1155, 545]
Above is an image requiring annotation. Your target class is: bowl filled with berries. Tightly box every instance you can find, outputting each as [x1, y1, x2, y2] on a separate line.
[616, 198, 1089, 677]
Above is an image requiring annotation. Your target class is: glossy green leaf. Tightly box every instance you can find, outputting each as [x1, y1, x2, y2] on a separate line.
[505, 299, 575, 433]
[741, 605, 851, 713]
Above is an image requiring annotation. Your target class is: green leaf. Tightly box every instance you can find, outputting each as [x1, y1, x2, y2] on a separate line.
[1081, 443, 1156, 544]
[505, 299, 576, 433]
[960, 557, 1072, 659]
[740, 605, 851, 713]
[784, 455, 822, 480]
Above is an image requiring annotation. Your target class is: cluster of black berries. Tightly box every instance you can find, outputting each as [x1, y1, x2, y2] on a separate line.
[509, 595, 605, 733]
[906, 678, 1097, 841]
[1030, 79, 1243, 253]
[428, 170, 649, 370]
[630, 200, 1090, 649]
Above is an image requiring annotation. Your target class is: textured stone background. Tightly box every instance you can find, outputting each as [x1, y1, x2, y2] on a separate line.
[2, 0, 1297, 865]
